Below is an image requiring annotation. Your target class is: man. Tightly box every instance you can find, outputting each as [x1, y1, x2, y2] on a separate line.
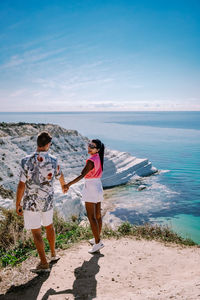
[16, 131, 67, 273]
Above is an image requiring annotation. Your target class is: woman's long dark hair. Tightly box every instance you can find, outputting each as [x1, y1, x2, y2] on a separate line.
[92, 139, 105, 171]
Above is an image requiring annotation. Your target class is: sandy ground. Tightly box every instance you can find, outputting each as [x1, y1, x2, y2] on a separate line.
[0, 237, 200, 300]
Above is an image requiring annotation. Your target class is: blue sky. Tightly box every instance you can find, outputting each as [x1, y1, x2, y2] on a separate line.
[0, 0, 199, 111]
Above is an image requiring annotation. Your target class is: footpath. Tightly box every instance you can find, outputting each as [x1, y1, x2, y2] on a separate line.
[0, 237, 199, 300]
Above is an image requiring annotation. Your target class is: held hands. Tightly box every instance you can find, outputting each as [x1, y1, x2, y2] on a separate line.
[61, 183, 70, 194]
[64, 183, 70, 193]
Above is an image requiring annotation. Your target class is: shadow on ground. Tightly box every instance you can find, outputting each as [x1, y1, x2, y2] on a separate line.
[41, 252, 104, 300]
[0, 253, 104, 300]
[0, 261, 56, 300]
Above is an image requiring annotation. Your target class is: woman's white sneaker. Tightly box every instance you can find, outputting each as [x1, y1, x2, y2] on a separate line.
[88, 238, 95, 245]
[88, 241, 104, 253]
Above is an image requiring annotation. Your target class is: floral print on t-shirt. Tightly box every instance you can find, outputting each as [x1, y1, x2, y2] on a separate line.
[19, 151, 61, 212]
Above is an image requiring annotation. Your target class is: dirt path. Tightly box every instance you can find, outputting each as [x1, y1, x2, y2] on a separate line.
[0, 237, 200, 300]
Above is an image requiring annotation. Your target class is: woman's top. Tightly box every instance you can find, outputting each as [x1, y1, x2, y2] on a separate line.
[84, 153, 103, 179]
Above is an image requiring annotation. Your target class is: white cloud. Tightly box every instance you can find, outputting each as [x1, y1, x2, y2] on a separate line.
[10, 89, 27, 97]
[0, 48, 67, 70]
[2, 56, 24, 68]
[0, 97, 200, 112]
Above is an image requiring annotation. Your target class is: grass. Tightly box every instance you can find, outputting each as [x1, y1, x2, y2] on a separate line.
[0, 208, 197, 268]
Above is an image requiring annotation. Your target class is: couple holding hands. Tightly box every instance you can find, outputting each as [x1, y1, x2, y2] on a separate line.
[16, 131, 105, 273]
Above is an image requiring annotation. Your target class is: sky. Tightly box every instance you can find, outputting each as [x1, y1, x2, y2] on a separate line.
[0, 0, 200, 112]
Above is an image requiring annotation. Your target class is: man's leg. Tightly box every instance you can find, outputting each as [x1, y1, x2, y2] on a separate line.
[85, 202, 100, 244]
[31, 228, 48, 265]
[45, 223, 56, 257]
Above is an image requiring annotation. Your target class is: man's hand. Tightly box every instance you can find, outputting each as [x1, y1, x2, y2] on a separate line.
[16, 181, 25, 216]
[16, 204, 23, 216]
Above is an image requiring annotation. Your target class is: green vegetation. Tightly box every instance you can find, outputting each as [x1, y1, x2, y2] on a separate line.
[0, 186, 14, 199]
[0, 208, 197, 268]
[116, 221, 196, 246]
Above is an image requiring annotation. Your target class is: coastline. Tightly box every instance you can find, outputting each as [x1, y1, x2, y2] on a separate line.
[0, 122, 156, 221]
[0, 120, 199, 243]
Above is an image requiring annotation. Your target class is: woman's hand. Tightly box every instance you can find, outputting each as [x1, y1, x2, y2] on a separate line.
[62, 161, 94, 193]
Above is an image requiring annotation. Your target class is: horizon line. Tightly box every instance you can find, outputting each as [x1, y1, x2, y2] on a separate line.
[0, 110, 200, 114]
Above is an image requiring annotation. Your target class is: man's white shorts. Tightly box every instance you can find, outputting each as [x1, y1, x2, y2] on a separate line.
[23, 209, 53, 230]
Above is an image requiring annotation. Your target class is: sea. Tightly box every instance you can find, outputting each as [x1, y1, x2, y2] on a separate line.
[0, 111, 200, 244]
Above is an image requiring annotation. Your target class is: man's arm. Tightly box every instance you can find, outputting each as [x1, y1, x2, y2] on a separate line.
[16, 181, 25, 216]
[59, 172, 66, 193]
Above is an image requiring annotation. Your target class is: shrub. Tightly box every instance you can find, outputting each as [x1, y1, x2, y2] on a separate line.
[0, 208, 197, 268]
[0, 207, 25, 250]
[118, 221, 132, 235]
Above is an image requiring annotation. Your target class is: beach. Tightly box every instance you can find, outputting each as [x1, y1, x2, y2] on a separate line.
[0, 237, 199, 299]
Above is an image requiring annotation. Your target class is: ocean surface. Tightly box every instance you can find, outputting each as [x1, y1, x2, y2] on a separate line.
[1, 111, 200, 244]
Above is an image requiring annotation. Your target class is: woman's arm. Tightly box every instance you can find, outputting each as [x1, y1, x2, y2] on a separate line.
[65, 160, 94, 188]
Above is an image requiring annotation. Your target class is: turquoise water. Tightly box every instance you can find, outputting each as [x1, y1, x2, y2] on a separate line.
[1, 111, 200, 243]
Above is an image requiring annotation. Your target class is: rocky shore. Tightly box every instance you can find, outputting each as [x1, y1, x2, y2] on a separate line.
[0, 122, 157, 221]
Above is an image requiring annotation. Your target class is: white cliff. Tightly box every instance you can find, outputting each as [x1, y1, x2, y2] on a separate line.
[0, 122, 157, 219]
[102, 150, 157, 188]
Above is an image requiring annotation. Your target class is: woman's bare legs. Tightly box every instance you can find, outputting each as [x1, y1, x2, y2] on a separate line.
[96, 202, 102, 235]
[85, 202, 100, 244]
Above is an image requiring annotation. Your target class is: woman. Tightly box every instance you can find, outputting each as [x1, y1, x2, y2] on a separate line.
[65, 139, 105, 253]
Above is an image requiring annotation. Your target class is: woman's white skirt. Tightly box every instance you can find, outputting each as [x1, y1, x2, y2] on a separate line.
[82, 178, 104, 203]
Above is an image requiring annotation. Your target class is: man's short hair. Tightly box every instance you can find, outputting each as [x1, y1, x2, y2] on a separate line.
[37, 131, 52, 147]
